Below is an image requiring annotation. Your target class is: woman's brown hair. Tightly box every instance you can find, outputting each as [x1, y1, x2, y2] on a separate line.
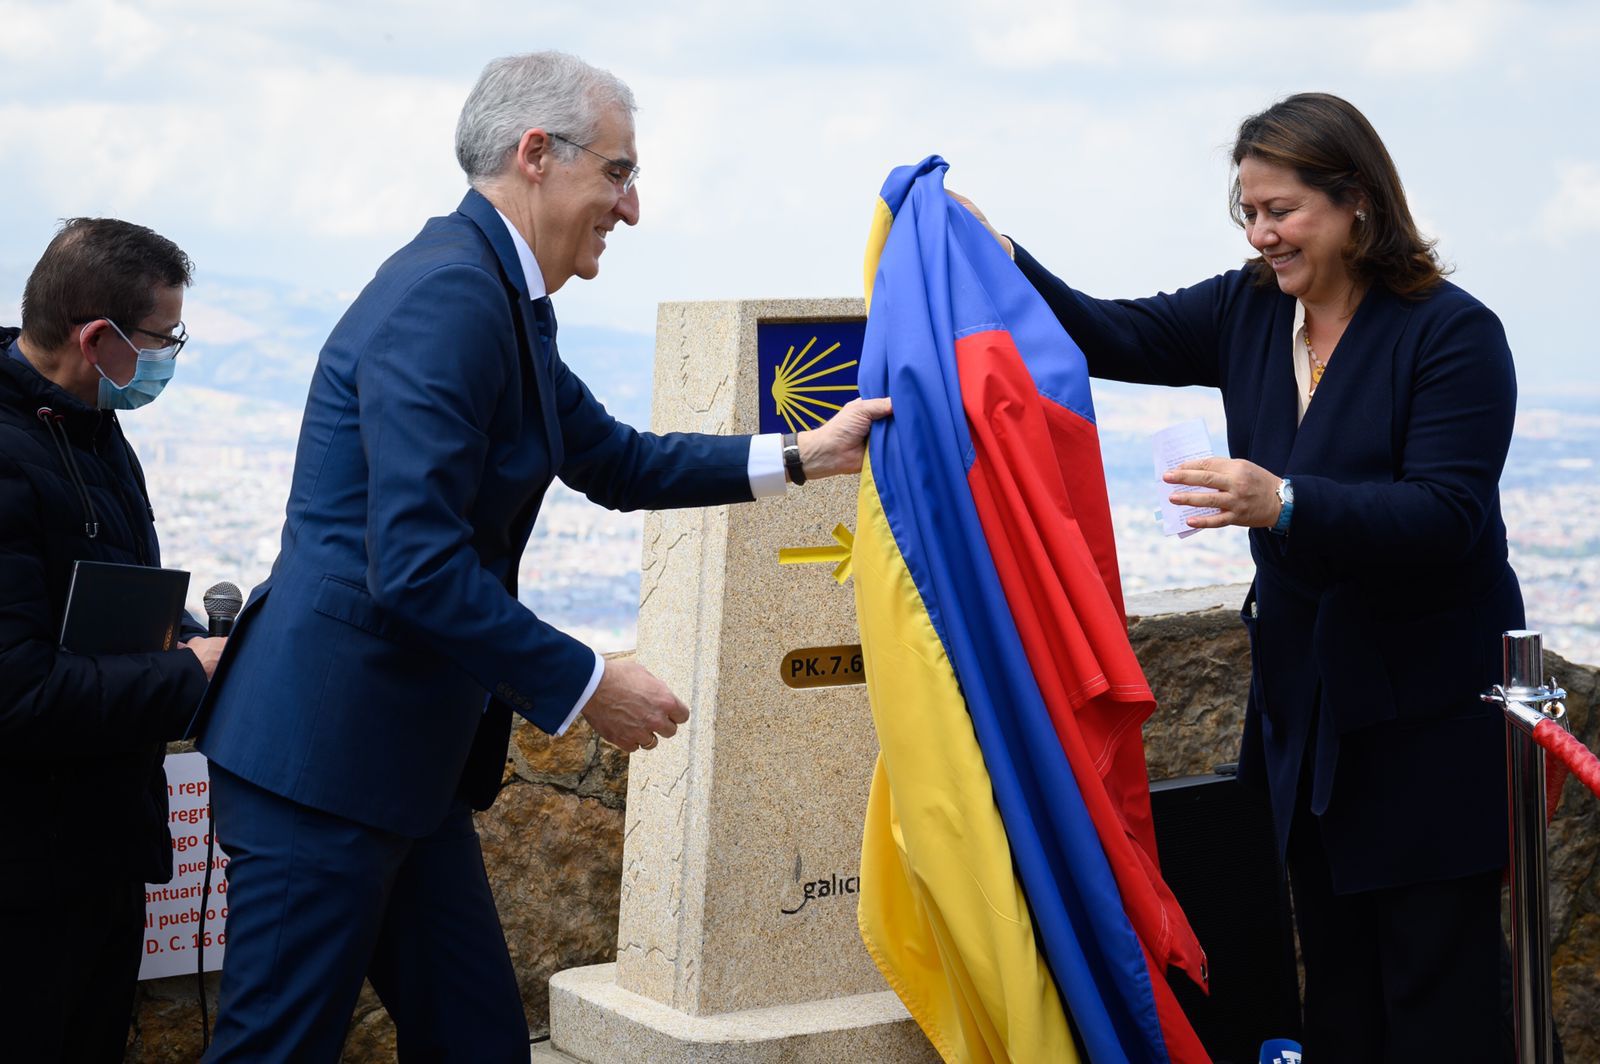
[1230, 92, 1447, 296]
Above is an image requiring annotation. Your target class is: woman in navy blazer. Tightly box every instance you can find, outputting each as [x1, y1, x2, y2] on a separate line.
[963, 94, 1522, 1061]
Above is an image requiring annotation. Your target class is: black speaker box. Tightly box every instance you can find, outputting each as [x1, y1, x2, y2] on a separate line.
[1150, 771, 1302, 1064]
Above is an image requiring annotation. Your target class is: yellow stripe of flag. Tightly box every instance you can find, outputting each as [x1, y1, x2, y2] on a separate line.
[855, 455, 1078, 1063]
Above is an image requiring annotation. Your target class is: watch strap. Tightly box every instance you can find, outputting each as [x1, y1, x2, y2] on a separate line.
[1271, 477, 1293, 536]
[781, 431, 806, 486]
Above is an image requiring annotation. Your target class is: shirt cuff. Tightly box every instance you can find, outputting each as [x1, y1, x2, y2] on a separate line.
[748, 433, 787, 498]
[555, 648, 606, 735]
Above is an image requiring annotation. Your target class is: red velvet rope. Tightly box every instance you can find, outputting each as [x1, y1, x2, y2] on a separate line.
[1545, 757, 1566, 822]
[1533, 720, 1600, 814]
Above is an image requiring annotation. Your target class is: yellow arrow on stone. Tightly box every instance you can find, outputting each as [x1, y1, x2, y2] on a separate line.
[778, 523, 855, 585]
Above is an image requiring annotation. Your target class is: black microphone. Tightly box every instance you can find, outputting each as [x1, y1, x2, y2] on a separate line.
[203, 581, 243, 637]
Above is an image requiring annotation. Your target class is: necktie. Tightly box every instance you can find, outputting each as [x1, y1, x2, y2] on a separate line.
[529, 296, 556, 356]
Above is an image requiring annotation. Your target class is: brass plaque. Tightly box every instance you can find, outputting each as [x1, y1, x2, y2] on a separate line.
[780, 644, 866, 689]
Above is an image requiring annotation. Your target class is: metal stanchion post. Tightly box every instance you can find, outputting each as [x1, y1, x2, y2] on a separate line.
[1482, 630, 1567, 1064]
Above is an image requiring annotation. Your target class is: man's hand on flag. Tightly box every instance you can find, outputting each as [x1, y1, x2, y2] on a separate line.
[796, 397, 893, 479]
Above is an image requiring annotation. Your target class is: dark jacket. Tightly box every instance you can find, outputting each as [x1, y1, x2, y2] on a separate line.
[195, 190, 753, 839]
[1014, 251, 1523, 893]
[0, 327, 208, 885]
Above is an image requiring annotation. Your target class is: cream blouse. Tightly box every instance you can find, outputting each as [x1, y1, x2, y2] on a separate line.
[1290, 300, 1314, 425]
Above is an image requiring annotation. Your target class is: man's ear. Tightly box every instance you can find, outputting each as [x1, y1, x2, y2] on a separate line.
[76, 319, 113, 368]
[516, 127, 553, 185]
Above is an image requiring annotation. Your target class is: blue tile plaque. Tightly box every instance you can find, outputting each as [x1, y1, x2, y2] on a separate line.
[756, 320, 865, 435]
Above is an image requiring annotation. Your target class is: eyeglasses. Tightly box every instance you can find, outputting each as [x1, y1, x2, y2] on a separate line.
[73, 317, 188, 359]
[549, 132, 640, 194]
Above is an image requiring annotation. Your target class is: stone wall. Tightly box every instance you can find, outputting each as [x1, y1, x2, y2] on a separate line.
[127, 591, 1600, 1061]
[127, 665, 635, 1063]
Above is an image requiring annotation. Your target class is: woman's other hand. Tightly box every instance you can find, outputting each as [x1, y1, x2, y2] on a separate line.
[1165, 458, 1285, 529]
[948, 191, 1015, 258]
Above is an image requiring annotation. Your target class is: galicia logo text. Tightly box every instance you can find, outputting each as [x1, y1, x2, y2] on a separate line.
[780, 871, 860, 915]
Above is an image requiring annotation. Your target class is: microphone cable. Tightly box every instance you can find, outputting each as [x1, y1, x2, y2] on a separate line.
[197, 829, 216, 1050]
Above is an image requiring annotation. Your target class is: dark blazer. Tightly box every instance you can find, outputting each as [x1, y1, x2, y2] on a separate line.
[0, 335, 207, 885]
[1015, 247, 1523, 893]
[196, 190, 753, 837]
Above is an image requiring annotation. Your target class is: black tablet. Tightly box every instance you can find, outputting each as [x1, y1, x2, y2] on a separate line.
[59, 560, 191, 655]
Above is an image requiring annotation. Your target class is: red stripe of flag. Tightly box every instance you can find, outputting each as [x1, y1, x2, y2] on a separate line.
[956, 328, 1211, 1063]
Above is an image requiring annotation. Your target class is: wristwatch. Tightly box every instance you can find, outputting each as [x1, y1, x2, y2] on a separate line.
[1271, 477, 1294, 536]
[781, 432, 806, 486]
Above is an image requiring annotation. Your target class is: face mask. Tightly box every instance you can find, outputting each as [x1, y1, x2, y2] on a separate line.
[94, 321, 179, 410]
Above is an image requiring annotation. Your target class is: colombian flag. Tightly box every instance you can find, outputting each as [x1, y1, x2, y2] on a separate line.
[855, 157, 1210, 1063]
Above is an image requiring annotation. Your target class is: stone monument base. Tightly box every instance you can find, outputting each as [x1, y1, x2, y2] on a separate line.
[538, 963, 937, 1064]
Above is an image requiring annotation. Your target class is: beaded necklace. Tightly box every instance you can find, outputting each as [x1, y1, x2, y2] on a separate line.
[1303, 327, 1328, 395]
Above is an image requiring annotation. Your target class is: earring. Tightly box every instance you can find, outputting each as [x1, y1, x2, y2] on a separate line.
[1355, 209, 1368, 223]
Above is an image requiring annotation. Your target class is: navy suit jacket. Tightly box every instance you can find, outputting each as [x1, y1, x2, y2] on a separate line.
[196, 190, 753, 837]
[1016, 246, 1523, 892]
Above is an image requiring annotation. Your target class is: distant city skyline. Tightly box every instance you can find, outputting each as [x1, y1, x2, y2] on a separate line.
[117, 362, 1600, 669]
[2, 0, 1597, 392]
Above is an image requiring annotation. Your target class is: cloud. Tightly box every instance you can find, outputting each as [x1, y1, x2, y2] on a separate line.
[1, 0, 1596, 389]
[181, 299, 268, 346]
[1537, 161, 1600, 244]
[968, 1, 1121, 68]
[1361, 0, 1505, 73]
[0, 3, 57, 60]
[956, 0, 1519, 76]
[0, 61, 464, 236]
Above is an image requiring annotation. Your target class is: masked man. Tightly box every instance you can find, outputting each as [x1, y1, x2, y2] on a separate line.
[0, 218, 227, 1060]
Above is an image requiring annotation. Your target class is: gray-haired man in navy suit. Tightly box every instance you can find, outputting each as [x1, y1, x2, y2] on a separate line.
[195, 51, 888, 1062]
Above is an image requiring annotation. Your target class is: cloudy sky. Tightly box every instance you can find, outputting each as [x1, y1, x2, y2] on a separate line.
[1, 0, 1594, 392]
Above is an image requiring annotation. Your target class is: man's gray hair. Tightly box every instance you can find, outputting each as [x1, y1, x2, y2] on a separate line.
[455, 51, 637, 185]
